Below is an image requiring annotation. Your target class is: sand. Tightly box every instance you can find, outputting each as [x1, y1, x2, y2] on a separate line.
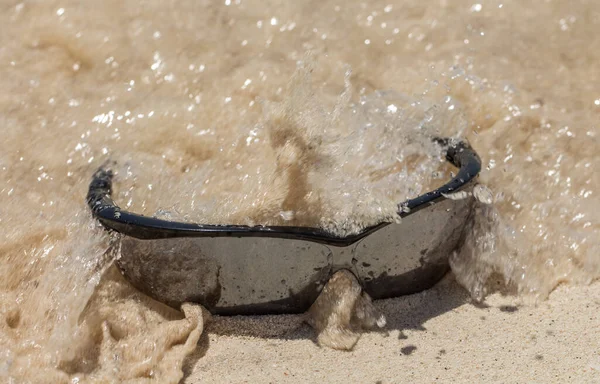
[185, 277, 600, 383]
[1, 0, 599, 382]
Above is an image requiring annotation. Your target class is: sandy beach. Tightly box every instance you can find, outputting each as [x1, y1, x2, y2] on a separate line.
[1, 0, 598, 382]
[186, 278, 600, 383]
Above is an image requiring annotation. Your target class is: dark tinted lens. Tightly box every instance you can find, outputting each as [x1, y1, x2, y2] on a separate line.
[118, 193, 474, 315]
[350, 192, 473, 299]
[119, 237, 332, 315]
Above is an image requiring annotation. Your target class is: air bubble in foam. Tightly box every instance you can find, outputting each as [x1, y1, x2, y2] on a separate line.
[473, 184, 494, 204]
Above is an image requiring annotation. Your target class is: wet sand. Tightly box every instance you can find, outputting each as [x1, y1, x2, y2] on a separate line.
[186, 278, 600, 383]
[1, 0, 599, 382]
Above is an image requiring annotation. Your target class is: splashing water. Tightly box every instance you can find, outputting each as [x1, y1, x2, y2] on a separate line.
[1, 0, 599, 382]
[111, 57, 455, 236]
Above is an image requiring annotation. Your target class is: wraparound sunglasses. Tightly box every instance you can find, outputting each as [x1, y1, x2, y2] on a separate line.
[87, 138, 481, 315]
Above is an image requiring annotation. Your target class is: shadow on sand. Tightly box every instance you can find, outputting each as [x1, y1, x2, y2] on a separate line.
[180, 272, 520, 381]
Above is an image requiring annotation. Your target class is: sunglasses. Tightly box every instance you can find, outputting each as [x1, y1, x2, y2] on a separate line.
[87, 138, 481, 315]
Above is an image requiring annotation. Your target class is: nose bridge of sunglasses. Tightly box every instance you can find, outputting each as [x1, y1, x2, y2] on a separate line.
[329, 244, 362, 280]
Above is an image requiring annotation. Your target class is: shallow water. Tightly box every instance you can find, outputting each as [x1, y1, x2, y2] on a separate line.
[1, 0, 598, 382]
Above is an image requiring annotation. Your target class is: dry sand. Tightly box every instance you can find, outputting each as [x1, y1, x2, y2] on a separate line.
[185, 277, 600, 384]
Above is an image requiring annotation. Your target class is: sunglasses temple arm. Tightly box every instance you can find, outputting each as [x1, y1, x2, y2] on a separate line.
[87, 163, 118, 215]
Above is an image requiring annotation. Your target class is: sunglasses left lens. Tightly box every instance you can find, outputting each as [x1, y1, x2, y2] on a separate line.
[350, 193, 473, 300]
[118, 236, 333, 315]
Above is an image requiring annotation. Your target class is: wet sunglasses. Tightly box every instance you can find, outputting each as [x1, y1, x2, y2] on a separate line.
[87, 139, 481, 315]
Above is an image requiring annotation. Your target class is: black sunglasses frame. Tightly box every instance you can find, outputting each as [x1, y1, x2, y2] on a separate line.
[87, 139, 481, 245]
[87, 138, 481, 315]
